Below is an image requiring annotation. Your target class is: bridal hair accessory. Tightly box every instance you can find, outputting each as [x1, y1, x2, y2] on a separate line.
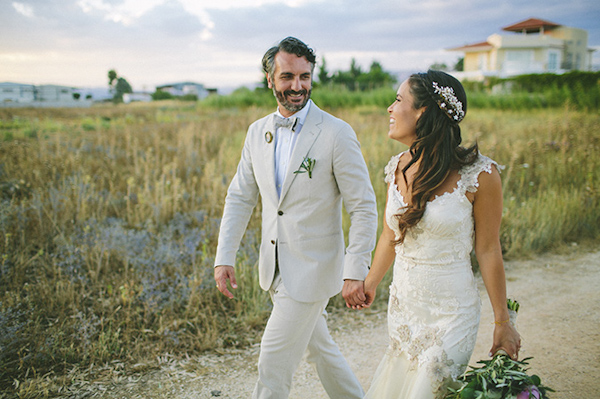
[431, 82, 465, 123]
[274, 115, 298, 131]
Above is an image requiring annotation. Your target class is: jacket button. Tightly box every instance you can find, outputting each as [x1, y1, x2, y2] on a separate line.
[278, 211, 283, 215]
[271, 240, 276, 245]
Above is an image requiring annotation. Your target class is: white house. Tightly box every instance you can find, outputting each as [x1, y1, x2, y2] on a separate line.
[37, 85, 79, 102]
[449, 18, 596, 81]
[0, 82, 92, 107]
[155, 82, 210, 99]
[123, 92, 153, 104]
[0, 82, 36, 103]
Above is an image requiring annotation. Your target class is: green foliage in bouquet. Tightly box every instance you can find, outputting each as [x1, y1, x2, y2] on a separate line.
[444, 354, 553, 399]
[507, 298, 520, 313]
[446, 299, 553, 399]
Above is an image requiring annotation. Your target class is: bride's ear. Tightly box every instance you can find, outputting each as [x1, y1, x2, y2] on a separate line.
[417, 106, 426, 120]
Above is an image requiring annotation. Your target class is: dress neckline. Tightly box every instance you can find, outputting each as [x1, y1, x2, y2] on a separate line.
[389, 151, 464, 206]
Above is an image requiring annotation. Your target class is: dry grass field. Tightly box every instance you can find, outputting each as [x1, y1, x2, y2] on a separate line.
[0, 101, 598, 397]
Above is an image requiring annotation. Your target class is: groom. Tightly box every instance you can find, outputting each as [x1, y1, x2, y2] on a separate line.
[214, 37, 377, 398]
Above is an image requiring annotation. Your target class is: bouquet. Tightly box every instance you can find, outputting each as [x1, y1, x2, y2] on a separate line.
[445, 300, 553, 399]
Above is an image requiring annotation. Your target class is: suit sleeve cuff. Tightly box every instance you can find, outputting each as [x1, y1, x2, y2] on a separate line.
[342, 253, 370, 281]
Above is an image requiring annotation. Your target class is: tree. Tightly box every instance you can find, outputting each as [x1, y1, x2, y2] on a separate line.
[330, 59, 396, 91]
[358, 61, 397, 90]
[107, 69, 133, 103]
[454, 57, 464, 72]
[429, 62, 449, 71]
[108, 69, 117, 87]
[318, 56, 331, 85]
[349, 58, 362, 78]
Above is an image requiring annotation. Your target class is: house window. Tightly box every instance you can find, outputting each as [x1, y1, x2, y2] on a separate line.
[506, 50, 533, 63]
[478, 54, 487, 70]
[548, 51, 559, 71]
[2, 89, 14, 93]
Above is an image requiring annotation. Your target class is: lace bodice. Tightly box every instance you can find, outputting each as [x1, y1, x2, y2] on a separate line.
[364, 152, 501, 398]
[384, 152, 501, 266]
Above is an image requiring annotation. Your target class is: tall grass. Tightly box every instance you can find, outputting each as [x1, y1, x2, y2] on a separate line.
[0, 101, 598, 395]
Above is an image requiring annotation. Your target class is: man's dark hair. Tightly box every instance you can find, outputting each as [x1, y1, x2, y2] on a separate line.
[262, 37, 316, 76]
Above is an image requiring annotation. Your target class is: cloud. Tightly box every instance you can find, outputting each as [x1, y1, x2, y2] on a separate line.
[12, 2, 34, 17]
[0, 0, 598, 90]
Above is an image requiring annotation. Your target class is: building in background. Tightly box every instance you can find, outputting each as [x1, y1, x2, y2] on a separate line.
[0, 82, 36, 103]
[155, 82, 213, 99]
[0, 82, 92, 108]
[449, 18, 596, 81]
[123, 92, 153, 104]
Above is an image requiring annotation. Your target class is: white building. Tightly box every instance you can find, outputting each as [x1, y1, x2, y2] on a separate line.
[449, 18, 596, 81]
[123, 92, 153, 104]
[0, 82, 92, 108]
[0, 82, 36, 103]
[155, 82, 210, 99]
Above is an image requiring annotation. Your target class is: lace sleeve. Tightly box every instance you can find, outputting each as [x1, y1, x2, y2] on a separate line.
[458, 153, 505, 194]
[384, 153, 402, 184]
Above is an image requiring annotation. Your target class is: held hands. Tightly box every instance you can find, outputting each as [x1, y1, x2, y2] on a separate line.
[214, 265, 237, 299]
[342, 280, 367, 309]
[343, 279, 377, 310]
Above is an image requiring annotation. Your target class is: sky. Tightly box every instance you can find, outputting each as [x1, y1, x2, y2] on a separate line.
[1, 0, 599, 94]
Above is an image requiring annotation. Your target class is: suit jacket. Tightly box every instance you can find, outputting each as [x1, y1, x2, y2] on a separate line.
[215, 103, 377, 302]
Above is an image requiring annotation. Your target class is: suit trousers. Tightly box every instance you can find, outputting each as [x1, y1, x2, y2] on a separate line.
[252, 273, 364, 399]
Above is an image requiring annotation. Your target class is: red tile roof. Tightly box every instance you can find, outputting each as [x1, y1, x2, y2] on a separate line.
[447, 41, 493, 51]
[502, 18, 561, 33]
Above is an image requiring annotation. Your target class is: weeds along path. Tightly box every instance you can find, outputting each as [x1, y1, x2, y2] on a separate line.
[62, 248, 600, 399]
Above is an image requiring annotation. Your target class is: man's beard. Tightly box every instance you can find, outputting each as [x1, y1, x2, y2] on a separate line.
[272, 85, 312, 113]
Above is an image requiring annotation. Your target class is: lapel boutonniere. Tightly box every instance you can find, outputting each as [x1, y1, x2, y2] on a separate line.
[265, 131, 273, 143]
[294, 156, 316, 178]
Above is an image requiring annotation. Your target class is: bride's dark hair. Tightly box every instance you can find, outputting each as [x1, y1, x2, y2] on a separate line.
[395, 70, 478, 243]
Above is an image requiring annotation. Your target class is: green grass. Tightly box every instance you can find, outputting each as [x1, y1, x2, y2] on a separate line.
[0, 101, 598, 397]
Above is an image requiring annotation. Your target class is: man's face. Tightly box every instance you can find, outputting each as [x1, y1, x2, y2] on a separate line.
[267, 51, 313, 117]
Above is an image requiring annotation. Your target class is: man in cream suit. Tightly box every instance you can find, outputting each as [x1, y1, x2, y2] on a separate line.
[214, 37, 377, 399]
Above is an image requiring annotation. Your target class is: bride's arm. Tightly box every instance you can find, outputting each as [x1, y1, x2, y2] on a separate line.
[358, 185, 397, 309]
[473, 166, 521, 359]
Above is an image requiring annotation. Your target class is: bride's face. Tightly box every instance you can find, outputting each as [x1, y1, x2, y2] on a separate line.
[387, 79, 425, 146]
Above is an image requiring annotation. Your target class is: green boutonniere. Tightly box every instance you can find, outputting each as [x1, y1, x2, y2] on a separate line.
[294, 156, 316, 178]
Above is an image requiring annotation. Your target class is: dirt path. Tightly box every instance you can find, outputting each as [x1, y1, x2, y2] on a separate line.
[67, 249, 600, 398]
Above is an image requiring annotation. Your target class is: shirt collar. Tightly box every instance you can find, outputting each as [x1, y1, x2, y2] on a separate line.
[275, 99, 312, 129]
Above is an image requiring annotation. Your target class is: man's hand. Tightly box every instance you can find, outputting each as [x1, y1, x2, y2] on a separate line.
[214, 265, 237, 299]
[342, 279, 367, 309]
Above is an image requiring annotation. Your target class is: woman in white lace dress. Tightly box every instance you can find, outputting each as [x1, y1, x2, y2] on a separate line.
[359, 70, 521, 398]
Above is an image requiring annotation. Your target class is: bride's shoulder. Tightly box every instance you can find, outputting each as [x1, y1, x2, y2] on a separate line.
[384, 151, 406, 184]
[460, 153, 504, 193]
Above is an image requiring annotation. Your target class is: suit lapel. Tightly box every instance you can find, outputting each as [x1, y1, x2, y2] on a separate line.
[262, 114, 279, 204]
[279, 105, 323, 204]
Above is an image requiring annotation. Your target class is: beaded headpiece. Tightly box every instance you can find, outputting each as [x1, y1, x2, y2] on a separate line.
[431, 82, 465, 123]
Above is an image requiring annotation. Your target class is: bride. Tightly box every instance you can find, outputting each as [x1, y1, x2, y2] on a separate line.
[357, 70, 521, 398]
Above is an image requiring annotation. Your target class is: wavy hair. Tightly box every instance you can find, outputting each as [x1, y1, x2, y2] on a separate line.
[395, 70, 478, 243]
[262, 37, 316, 76]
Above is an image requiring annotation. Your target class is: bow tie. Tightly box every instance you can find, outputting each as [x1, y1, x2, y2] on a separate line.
[273, 115, 298, 132]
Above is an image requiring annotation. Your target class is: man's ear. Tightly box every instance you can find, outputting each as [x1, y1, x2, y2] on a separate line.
[266, 73, 273, 89]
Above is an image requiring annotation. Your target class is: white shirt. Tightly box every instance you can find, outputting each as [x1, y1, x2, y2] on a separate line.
[274, 100, 312, 197]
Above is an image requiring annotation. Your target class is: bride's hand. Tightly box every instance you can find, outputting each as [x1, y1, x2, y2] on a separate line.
[361, 278, 377, 308]
[489, 322, 521, 360]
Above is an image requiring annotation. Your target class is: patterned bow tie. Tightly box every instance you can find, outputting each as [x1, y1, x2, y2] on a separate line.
[273, 115, 298, 132]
